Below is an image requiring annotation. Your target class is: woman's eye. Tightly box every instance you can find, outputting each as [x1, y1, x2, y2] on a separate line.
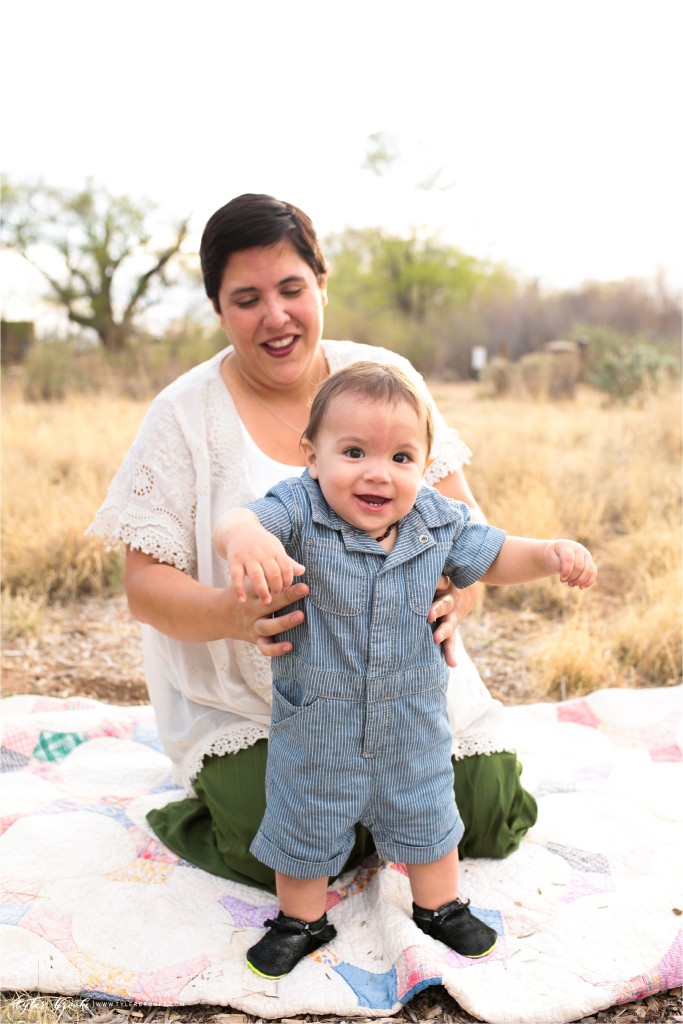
[235, 297, 258, 308]
[345, 448, 364, 459]
[281, 288, 303, 298]
[393, 453, 412, 464]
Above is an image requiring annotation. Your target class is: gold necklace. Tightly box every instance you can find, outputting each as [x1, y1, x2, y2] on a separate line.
[238, 373, 306, 435]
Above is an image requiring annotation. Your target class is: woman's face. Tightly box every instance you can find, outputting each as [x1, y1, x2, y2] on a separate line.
[216, 241, 327, 391]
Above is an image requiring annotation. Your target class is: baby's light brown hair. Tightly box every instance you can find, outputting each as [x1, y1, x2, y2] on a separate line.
[304, 362, 434, 454]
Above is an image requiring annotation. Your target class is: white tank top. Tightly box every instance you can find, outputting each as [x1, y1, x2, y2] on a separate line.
[238, 420, 305, 495]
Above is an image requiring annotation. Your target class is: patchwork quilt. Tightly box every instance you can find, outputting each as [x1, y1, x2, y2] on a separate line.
[1, 686, 681, 1024]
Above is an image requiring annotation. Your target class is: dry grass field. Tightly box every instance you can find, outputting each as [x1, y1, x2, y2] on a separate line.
[3, 379, 681, 696]
[430, 380, 682, 696]
[1, 378, 681, 1024]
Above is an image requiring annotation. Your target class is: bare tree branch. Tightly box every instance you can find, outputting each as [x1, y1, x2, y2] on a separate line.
[1, 179, 190, 351]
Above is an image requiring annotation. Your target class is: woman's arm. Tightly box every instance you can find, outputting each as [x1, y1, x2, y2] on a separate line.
[125, 547, 308, 655]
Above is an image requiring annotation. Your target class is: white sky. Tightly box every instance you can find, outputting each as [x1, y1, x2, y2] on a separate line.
[2, 0, 682, 327]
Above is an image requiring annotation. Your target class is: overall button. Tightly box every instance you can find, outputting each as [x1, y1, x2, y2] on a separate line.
[419, 533, 430, 543]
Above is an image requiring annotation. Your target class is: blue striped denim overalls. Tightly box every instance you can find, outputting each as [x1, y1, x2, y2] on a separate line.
[247, 471, 506, 878]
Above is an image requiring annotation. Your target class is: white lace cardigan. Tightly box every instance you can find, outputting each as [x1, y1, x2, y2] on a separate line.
[88, 340, 514, 789]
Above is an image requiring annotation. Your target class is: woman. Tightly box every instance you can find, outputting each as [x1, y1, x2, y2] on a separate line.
[88, 193, 536, 892]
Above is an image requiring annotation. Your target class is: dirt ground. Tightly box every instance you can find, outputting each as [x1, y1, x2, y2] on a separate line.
[2, 595, 681, 1024]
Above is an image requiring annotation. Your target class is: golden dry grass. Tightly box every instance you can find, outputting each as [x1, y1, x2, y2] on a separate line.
[2, 379, 681, 696]
[429, 381, 682, 694]
[1, 388, 143, 602]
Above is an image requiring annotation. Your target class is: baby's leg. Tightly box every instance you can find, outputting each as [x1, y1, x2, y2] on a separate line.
[276, 871, 328, 921]
[406, 849, 459, 909]
[246, 873, 336, 979]
[407, 851, 497, 959]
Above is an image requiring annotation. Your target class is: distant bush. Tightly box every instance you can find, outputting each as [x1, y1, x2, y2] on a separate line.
[478, 356, 514, 396]
[104, 328, 223, 398]
[589, 343, 679, 403]
[517, 351, 579, 399]
[23, 340, 73, 401]
[15, 324, 226, 402]
[479, 352, 579, 400]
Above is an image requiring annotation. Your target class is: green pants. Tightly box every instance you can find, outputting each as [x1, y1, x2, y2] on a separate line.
[148, 741, 537, 893]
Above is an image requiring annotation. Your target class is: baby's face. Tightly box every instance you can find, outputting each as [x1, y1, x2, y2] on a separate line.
[303, 392, 429, 536]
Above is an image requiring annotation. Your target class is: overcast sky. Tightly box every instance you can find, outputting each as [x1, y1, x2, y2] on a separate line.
[2, 0, 681, 325]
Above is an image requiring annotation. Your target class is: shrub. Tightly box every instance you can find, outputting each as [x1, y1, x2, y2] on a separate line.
[14, 324, 227, 403]
[478, 352, 579, 400]
[589, 343, 679, 403]
[517, 351, 579, 399]
[478, 356, 514, 396]
[23, 340, 72, 401]
[105, 325, 225, 398]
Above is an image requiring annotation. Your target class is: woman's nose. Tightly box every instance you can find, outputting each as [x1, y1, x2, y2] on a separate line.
[262, 295, 289, 329]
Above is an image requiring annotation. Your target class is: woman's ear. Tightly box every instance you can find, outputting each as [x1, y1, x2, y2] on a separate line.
[301, 439, 319, 478]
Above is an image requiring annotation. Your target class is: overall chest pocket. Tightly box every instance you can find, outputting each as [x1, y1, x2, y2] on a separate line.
[403, 560, 440, 616]
[305, 539, 367, 615]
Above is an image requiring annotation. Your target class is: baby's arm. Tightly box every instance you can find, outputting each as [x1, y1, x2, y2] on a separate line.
[213, 509, 305, 604]
[482, 537, 597, 590]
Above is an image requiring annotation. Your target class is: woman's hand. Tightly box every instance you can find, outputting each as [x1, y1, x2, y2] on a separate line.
[125, 547, 307, 651]
[246, 582, 309, 656]
[427, 576, 481, 669]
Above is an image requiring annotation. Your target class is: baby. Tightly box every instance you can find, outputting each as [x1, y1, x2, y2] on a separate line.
[214, 362, 597, 978]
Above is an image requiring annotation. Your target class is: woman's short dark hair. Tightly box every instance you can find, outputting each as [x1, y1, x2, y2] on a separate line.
[200, 193, 328, 312]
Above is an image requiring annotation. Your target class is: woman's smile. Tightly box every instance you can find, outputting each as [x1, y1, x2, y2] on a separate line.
[261, 334, 298, 357]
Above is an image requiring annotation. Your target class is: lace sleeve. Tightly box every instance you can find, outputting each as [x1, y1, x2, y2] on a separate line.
[424, 427, 473, 486]
[87, 398, 198, 574]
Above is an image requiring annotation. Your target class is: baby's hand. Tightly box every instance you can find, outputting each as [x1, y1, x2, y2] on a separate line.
[544, 541, 597, 589]
[226, 528, 305, 604]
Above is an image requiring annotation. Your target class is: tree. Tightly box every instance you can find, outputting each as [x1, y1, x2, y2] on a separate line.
[326, 227, 493, 323]
[323, 226, 512, 375]
[1, 179, 189, 351]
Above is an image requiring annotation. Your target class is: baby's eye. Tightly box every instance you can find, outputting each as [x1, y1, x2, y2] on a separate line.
[393, 452, 412, 464]
[344, 447, 364, 459]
